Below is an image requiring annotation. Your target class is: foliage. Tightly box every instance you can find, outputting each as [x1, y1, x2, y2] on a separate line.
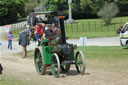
[97, 2, 119, 24]
[0, 0, 26, 25]
[72, 0, 81, 19]
[80, 0, 100, 18]
[37, 0, 41, 4]
[43, 0, 128, 19]
[44, 0, 68, 11]
[23, 0, 29, 3]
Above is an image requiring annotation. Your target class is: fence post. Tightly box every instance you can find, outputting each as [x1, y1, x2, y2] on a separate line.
[107, 24, 109, 31]
[95, 22, 96, 32]
[120, 19, 122, 24]
[88, 22, 90, 32]
[18, 22, 21, 33]
[77, 23, 78, 32]
[114, 20, 116, 31]
[71, 23, 73, 32]
[101, 21, 102, 32]
[13, 24, 15, 33]
[83, 22, 84, 32]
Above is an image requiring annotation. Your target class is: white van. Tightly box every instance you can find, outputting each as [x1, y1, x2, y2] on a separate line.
[120, 22, 128, 47]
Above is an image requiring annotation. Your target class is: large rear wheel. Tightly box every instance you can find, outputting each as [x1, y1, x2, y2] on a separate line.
[75, 51, 86, 75]
[51, 53, 60, 78]
[34, 47, 46, 75]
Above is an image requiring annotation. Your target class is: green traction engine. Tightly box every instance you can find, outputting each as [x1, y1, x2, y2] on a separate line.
[34, 16, 86, 78]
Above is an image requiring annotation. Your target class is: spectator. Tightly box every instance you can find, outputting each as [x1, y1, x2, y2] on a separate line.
[7, 30, 13, 50]
[24, 25, 31, 43]
[0, 63, 3, 81]
[38, 24, 44, 36]
[24, 25, 31, 35]
[19, 28, 30, 58]
[34, 25, 41, 41]
[116, 24, 123, 34]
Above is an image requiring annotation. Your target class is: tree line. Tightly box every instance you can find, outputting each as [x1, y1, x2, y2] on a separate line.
[44, 0, 128, 19]
[0, 0, 128, 25]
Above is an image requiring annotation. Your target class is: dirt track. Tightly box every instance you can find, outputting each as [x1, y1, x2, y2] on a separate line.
[2, 53, 128, 85]
[0, 26, 128, 85]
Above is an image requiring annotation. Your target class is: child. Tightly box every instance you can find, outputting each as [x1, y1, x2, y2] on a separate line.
[7, 30, 13, 50]
[0, 63, 3, 80]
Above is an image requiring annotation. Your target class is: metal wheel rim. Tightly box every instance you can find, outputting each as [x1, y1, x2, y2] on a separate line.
[34, 47, 46, 75]
[75, 51, 86, 75]
[51, 53, 60, 78]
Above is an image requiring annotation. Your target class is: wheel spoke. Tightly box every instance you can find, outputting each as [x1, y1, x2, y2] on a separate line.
[51, 53, 60, 78]
[75, 51, 86, 75]
[34, 47, 46, 75]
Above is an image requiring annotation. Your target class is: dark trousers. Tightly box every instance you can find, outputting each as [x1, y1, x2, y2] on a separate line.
[8, 40, 12, 50]
[0, 64, 3, 74]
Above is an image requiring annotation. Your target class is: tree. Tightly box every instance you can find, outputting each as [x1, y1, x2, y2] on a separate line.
[0, 0, 26, 25]
[72, 0, 81, 19]
[44, 0, 67, 11]
[97, 2, 119, 24]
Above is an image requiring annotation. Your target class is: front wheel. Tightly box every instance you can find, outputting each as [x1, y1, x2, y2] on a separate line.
[75, 51, 86, 75]
[34, 47, 46, 75]
[51, 53, 60, 78]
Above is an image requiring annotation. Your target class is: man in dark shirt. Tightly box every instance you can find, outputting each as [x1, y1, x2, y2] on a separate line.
[43, 24, 56, 40]
[19, 29, 29, 58]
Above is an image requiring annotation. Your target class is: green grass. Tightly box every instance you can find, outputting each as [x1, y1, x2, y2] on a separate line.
[77, 46, 128, 60]
[0, 75, 32, 85]
[77, 46, 128, 72]
[65, 16, 128, 38]
[12, 29, 22, 38]
[66, 31, 118, 39]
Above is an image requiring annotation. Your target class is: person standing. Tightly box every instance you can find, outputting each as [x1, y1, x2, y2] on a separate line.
[7, 30, 13, 50]
[24, 25, 31, 44]
[116, 24, 124, 34]
[19, 28, 29, 58]
[34, 25, 41, 41]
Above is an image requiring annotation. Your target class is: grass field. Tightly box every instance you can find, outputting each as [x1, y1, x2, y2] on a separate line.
[66, 31, 118, 39]
[77, 46, 128, 72]
[15, 46, 128, 72]
[65, 16, 128, 38]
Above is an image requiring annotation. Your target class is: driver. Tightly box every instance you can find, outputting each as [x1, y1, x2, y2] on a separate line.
[42, 23, 56, 40]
